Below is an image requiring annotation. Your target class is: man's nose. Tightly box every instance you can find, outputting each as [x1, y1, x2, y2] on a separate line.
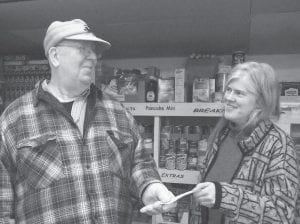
[86, 49, 97, 62]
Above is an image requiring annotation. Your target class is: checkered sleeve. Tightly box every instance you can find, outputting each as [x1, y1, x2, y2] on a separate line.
[124, 108, 162, 198]
[0, 131, 15, 223]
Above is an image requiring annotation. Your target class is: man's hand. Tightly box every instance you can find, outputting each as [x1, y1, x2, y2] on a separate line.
[192, 182, 216, 207]
[140, 183, 176, 215]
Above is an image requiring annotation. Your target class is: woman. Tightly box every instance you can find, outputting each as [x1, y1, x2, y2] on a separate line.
[192, 62, 299, 223]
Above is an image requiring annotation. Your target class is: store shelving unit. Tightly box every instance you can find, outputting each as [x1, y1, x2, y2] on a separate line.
[123, 102, 223, 223]
[123, 102, 223, 185]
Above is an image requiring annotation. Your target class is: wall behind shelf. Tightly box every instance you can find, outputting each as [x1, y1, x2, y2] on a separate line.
[103, 54, 300, 82]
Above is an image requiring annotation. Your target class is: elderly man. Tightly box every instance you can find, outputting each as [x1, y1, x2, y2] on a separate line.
[0, 19, 175, 224]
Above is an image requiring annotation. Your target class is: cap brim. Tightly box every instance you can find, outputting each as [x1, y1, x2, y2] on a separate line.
[65, 32, 111, 51]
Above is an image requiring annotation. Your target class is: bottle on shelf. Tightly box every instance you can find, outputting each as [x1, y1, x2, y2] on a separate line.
[145, 75, 158, 102]
[187, 140, 198, 170]
[176, 136, 188, 171]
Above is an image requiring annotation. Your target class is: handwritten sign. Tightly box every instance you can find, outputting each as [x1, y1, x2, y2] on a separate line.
[158, 168, 201, 184]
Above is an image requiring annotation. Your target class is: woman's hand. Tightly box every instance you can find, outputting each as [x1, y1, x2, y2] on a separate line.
[193, 182, 216, 207]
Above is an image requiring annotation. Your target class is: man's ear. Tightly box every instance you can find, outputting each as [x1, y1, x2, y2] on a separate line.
[48, 47, 59, 67]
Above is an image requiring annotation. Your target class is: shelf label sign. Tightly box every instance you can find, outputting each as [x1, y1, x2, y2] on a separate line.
[125, 106, 136, 112]
[124, 102, 224, 116]
[158, 168, 201, 184]
[124, 103, 177, 114]
[161, 172, 184, 179]
[192, 107, 224, 114]
[145, 104, 175, 111]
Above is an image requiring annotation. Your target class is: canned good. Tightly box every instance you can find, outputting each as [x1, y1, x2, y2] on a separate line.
[198, 138, 208, 151]
[179, 137, 188, 153]
[187, 155, 198, 170]
[183, 125, 190, 136]
[168, 139, 176, 154]
[173, 125, 182, 135]
[159, 155, 166, 168]
[176, 153, 187, 170]
[197, 138, 208, 169]
[193, 125, 202, 134]
[188, 140, 198, 170]
[165, 153, 176, 170]
[160, 133, 170, 154]
[232, 51, 246, 66]
[188, 141, 198, 154]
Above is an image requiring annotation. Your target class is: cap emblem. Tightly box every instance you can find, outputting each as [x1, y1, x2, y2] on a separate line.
[83, 24, 90, 32]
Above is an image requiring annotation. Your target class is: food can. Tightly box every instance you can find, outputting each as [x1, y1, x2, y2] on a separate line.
[188, 141, 198, 154]
[173, 125, 182, 135]
[197, 138, 208, 169]
[160, 132, 170, 153]
[183, 125, 190, 136]
[187, 155, 198, 170]
[168, 139, 176, 154]
[232, 51, 246, 66]
[176, 153, 187, 170]
[159, 155, 166, 168]
[187, 141, 198, 170]
[165, 153, 176, 170]
[194, 125, 202, 134]
[179, 137, 188, 153]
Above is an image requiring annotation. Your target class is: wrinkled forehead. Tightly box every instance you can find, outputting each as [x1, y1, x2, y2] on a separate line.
[227, 70, 257, 94]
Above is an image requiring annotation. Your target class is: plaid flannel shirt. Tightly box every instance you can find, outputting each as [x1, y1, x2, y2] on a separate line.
[0, 82, 161, 224]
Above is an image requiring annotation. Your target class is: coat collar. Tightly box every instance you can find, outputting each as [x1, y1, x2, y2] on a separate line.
[218, 120, 273, 154]
[238, 120, 273, 154]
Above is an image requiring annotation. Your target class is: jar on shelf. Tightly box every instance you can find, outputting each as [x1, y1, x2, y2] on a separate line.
[232, 50, 246, 66]
[145, 75, 158, 102]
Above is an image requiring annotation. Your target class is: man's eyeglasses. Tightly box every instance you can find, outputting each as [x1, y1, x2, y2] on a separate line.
[56, 44, 98, 57]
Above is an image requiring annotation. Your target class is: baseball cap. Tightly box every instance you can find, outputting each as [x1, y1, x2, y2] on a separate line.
[43, 19, 111, 57]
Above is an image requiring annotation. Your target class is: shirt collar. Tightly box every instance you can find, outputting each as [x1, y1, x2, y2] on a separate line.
[34, 80, 102, 107]
[42, 80, 90, 102]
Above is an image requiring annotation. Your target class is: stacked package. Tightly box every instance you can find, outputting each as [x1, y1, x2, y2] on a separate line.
[2, 55, 50, 106]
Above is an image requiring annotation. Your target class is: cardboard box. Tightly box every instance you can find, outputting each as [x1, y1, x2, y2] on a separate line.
[174, 68, 186, 102]
[124, 79, 146, 102]
[185, 57, 218, 102]
[281, 82, 300, 96]
[158, 78, 175, 103]
[192, 78, 210, 102]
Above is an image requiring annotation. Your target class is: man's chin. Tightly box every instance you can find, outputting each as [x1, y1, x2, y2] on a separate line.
[81, 75, 93, 84]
